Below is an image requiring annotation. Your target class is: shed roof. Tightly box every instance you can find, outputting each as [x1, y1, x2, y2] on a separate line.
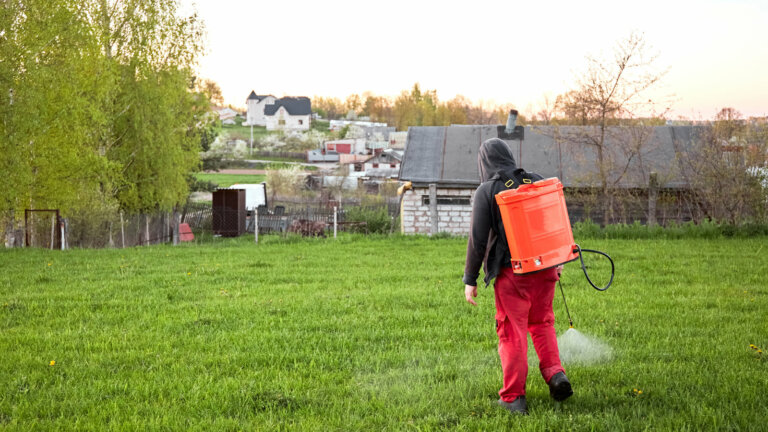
[264, 97, 311, 116]
[398, 125, 697, 188]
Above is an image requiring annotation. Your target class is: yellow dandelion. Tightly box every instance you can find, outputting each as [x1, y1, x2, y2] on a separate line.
[750, 344, 757, 349]
[49, 360, 56, 366]
[638, 390, 643, 394]
[759, 350, 763, 354]
[187, 272, 191, 276]
[47, 263, 52, 266]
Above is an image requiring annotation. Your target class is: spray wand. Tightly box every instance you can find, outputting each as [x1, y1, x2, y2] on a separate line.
[558, 280, 574, 329]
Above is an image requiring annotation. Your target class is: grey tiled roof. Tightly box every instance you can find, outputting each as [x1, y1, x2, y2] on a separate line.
[398, 125, 697, 188]
[247, 91, 274, 101]
[264, 97, 311, 116]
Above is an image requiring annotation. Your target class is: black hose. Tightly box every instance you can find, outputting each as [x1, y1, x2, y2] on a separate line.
[574, 244, 614, 291]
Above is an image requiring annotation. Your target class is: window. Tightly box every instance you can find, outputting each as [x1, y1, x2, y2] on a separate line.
[278, 119, 286, 126]
[298, 119, 304, 125]
[372, 163, 379, 168]
[422, 195, 471, 206]
[390, 163, 396, 168]
[354, 163, 363, 172]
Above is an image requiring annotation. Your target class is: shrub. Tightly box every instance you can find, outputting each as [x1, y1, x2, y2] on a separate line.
[572, 219, 768, 239]
[344, 207, 397, 234]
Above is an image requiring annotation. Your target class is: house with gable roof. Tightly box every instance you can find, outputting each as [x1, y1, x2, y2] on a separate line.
[244, 90, 311, 131]
[264, 97, 312, 131]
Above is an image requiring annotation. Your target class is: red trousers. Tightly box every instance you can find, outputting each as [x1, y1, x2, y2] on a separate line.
[494, 266, 564, 402]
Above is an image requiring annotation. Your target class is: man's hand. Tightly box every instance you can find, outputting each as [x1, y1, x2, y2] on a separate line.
[464, 284, 478, 306]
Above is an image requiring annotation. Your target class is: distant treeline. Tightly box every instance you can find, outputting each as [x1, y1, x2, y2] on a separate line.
[312, 84, 673, 132]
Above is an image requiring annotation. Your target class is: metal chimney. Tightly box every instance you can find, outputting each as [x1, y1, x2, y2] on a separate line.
[497, 108, 524, 140]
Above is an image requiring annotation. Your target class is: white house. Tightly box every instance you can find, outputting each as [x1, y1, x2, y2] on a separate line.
[245, 91, 312, 131]
[264, 97, 312, 131]
[245, 91, 276, 126]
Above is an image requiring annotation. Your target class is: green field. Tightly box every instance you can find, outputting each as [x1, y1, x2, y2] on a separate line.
[2, 235, 767, 430]
[195, 173, 267, 188]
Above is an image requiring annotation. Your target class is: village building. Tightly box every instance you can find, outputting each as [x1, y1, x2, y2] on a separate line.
[244, 92, 276, 126]
[215, 107, 239, 123]
[329, 119, 388, 131]
[264, 97, 312, 131]
[397, 125, 695, 235]
[351, 149, 402, 179]
[244, 91, 311, 131]
[388, 131, 408, 149]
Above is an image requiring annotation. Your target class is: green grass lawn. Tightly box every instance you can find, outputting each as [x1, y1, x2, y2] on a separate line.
[2, 235, 767, 430]
[194, 173, 266, 188]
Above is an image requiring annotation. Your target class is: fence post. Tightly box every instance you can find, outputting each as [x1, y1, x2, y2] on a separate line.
[61, 218, 68, 250]
[144, 214, 150, 246]
[429, 183, 438, 235]
[50, 214, 55, 250]
[648, 172, 658, 226]
[120, 211, 125, 248]
[254, 207, 259, 244]
[333, 206, 337, 238]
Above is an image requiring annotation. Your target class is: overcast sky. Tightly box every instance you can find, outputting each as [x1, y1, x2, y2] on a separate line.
[180, 0, 767, 119]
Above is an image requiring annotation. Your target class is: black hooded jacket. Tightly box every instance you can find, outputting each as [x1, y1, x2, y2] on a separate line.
[462, 138, 542, 287]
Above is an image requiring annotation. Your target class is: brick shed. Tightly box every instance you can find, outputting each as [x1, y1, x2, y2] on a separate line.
[398, 124, 696, 235]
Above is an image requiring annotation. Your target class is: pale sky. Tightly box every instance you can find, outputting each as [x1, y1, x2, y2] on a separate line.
[180, 0, 767, 119]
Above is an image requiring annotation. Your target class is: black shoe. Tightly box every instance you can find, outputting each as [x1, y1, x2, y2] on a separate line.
[548, 372, 573, 401]
[497, 396, 528, 415]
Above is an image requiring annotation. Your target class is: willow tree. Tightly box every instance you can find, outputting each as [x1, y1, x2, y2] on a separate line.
[1, 0, 209, 245]
[0, 0, 116, 244]
[89, 0, 206, 214]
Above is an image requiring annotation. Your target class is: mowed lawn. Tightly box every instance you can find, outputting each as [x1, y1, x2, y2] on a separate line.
[1, 235, 767, 431]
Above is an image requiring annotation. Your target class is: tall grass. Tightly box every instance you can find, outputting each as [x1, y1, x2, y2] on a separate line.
[1, 234, 767, 430]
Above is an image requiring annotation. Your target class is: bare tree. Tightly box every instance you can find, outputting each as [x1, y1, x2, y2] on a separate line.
[558, 31, 670, 223]
[674, 109, 768, 224]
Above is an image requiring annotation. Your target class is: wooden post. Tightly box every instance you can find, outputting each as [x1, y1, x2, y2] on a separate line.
[120, 211, 125, 248]
[50, 214, 55, 250]
[648, 172, 658, 226]
[333, 206, 337, 238]
[61, 218, 68, 250]
[254, 207, 259, 244]
[429, 183, 438, 235]
[144, 214, 150, 246]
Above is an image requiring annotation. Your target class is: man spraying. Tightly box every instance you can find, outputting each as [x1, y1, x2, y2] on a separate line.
[463, 137, 572, 415]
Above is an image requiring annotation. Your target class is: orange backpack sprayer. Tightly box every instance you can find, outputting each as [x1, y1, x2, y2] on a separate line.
[495, 110, 614, 328]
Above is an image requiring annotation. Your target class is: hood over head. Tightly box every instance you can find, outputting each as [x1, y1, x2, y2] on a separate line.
[478, 138, 517, 182]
